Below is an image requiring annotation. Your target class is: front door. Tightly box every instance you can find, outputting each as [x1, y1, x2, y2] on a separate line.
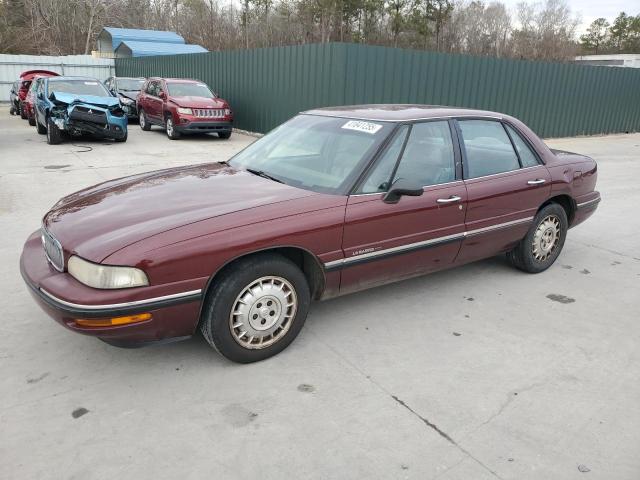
[338, 120, 467, 294]
[455, 119, 551, 263]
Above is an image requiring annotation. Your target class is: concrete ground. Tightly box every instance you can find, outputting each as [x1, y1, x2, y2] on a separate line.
[1, 105, 638, 480]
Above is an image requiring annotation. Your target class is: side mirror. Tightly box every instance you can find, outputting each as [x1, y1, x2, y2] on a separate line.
[158, 91, 166, 99]
[383, 178, 424, 204]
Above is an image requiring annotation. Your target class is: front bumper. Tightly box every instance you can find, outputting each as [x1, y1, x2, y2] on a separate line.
[20, 230, 204, 347]
[174, 120, 233, 134]
[61, 104, 129, 139]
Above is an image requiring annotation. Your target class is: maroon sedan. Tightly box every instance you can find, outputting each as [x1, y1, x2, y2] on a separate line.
[20, 105, 600, 363]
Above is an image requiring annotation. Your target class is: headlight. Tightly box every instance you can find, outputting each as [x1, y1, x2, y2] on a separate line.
[119, 97, 134, 105]
[225, 109, 232, 116]
[68, 256, 149, 289]
[177, 107, 192, 115]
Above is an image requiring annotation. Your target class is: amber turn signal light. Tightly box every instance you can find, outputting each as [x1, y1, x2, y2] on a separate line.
[74, 313, 152, 328]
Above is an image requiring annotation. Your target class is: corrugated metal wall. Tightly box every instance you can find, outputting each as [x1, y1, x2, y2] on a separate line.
[0, 54, 115, 102]
[116, 42, 640, 138]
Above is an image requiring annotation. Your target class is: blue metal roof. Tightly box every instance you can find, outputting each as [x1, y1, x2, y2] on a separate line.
[115, 41, 207, 57]
[103, 27, 185, 51]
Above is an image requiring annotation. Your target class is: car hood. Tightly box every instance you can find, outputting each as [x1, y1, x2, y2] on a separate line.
[43, 163, 317, 263]
[170, 96, 226, 108]
[50, 91, 119, 108]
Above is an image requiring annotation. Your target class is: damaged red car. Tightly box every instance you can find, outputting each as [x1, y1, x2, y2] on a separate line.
[20, 105, 600, 363]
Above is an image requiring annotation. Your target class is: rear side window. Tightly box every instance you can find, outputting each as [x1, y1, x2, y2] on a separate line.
[505, 124, 539, 167]
[458, 120, 520, 179]
[393, 121, 455, 187]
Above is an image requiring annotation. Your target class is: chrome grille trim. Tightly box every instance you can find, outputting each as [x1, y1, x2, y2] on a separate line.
[41, 227, 64, 272]
[193, 108, 224, 118]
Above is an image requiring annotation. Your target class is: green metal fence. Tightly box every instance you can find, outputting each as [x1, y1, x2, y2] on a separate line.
[116, 42, 640, 138]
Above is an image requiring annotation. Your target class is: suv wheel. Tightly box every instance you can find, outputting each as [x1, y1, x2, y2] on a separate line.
[19, 102, 28, 119]
[165, 115, 180, 140]
[139, 109, 151, 131]
[200, 253, 311, 363]
[507, 203, 568, 273]
[46, 117, 63, 145]
[218, 131, 232, 139]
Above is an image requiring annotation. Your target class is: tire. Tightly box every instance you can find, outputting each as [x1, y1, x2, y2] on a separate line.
[9, 106, 15, 115]
[28, 115, 36, 126]
[36, 116, 47, 134]
[200, 253, 311, 363]
[218, 131, 232, 139]
[507, 203, 568, 273]
[165, 115, 180, 140]
[46, 117, 63, 145]
[19, 102, 28, 119]
[114, 131, 128, 143]
[139, 109, 151, 131]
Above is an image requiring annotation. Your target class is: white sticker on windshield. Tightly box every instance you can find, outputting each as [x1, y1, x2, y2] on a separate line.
[341, 120, 383, 135]
[84, 81, 98, 85]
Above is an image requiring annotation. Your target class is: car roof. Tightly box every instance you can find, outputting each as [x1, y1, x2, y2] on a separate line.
[149, 77, 204, 84]
[303, 104, 505, 122]
[48, 76, 101, 82]
[115, 76, 145, 80]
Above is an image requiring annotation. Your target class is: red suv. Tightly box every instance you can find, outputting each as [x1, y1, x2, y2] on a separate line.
[137, 78, 233, 140]
[17, 70, 59, 119]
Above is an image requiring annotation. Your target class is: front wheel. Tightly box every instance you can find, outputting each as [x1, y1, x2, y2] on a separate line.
[114, 131, 128, 143]
[507, 203, 568, 273]
[19, 102, 28, 119]
[218, 131, 232, 139]
[28, 115, 36, 126]
[165, 116, 180, 139]
[46, 117, 63, 145]
[200, 253, 311, 363]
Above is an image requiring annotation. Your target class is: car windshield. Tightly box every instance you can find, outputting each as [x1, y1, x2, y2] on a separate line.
[118, 78, 145, 91]
[49, 80, 110, 97]
[229, 114, 394, 195]
[167, 82, 213, 98]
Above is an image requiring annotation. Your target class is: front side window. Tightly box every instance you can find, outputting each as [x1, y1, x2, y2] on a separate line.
[167, 82, 213, 98]
[117, 78, 145, 92]
[356, 125, 409, 194]
[505, 124, 539, 168]
[458, 120, 520, 179]
[393, 121, 456, 187]
[229, 115, 394, 194]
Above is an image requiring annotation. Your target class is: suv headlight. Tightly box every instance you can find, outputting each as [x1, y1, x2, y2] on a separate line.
[68, 256, 149, 289]
[119, 97, 134, 105]
[177, 107, 193, 115]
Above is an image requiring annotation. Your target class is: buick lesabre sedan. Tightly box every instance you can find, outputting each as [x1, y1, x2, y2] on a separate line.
[20, 105, 600, 363]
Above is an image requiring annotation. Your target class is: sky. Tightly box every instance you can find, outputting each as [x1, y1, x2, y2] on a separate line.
[499, 0, 636, 34]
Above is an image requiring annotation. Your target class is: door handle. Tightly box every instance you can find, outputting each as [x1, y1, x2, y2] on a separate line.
[436, 195, 462, 204]
[527, 179, 546, 185]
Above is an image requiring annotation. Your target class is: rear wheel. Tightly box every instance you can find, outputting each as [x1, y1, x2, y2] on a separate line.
[165, 115, 180, 140]
[19, 102, 28, 119]
[200, 253, 310, 363]
[28, 115, 36, 126]
[139, 109, 151, 131]
[9, 106, 15, 115]
[507, 203, 568, 273]
[46, 117, 63, 145]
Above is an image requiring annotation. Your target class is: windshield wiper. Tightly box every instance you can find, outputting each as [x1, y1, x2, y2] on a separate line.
[245, 168, 284, 184]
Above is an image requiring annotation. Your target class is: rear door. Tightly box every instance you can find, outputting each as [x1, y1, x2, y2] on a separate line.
[455, 118, 551, 263]
[339, 120, 467, 294]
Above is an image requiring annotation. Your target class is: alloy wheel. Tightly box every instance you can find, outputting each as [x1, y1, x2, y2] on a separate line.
[228, 276, 298, 349]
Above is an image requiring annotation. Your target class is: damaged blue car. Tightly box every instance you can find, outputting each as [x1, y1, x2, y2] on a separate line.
[34, 77, 128, 144]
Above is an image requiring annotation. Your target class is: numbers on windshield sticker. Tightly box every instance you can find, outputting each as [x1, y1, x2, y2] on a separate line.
[341, 121, 383, 135]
